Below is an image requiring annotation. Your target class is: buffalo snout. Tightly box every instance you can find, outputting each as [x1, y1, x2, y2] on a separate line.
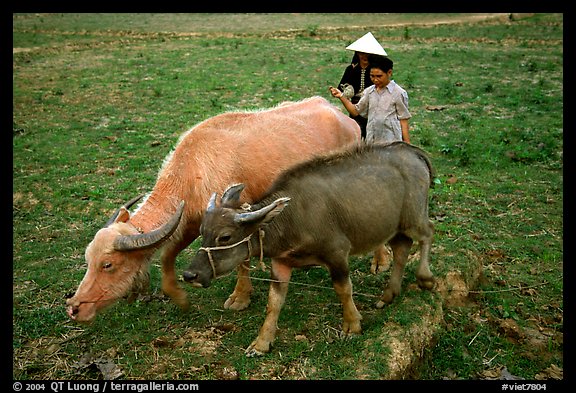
[65, 297, 97, 323]
[182, 268, 211, 288]
[66, 303, 79, 320]
[182, 270, 197, 282]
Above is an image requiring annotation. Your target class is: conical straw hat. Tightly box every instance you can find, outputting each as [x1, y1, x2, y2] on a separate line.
[345, 32, 387, 56]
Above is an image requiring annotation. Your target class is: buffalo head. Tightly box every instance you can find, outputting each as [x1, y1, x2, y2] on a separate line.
[66, 197, 185, 322]
[183, 184, 289, 288]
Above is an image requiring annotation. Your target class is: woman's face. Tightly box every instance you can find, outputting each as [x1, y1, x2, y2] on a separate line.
[357, 52, 370, 64]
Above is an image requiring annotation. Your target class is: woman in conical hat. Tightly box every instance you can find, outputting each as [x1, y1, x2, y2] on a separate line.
[336, 32, 388, 139]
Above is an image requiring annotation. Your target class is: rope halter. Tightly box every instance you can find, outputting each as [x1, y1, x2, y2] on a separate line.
[198, 228, 266, 279]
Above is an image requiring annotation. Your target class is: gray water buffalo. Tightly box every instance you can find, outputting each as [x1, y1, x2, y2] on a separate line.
[183, 141, 435, 356]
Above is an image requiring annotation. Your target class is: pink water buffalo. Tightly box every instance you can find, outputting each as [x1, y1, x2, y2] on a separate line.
[66, 96, 363, 322]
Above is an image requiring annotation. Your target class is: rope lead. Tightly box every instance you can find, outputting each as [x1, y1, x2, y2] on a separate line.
[199, 228, 266, 279]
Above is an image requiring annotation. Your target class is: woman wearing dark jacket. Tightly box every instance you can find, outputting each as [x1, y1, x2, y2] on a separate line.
[336, 32, 387, 139]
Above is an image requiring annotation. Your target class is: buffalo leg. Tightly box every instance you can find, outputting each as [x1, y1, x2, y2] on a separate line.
[370, 244, 392, 274]
[224, 264, 253, 311]
[415, 222, 435, 290]
[332, 277, 362, 335]
[161, 247, 189, 310]
[245, 260, 292, 357]
[377, 234, 413, 308]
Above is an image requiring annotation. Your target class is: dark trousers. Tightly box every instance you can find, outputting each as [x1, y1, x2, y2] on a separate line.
[350, 96, 367, 140]
[351, 115, 368, 140]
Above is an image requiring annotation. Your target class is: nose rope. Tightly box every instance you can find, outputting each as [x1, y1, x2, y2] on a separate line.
[247, 228, 266, 272]
[71, 275, 139, 307]
[199, 228, 265, 279]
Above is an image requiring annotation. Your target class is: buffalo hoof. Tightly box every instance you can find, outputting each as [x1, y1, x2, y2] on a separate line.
[370, 246, 392, 274]
[370, 259, 390, 274]
[175, 297, 190, 311]
[376, 287, 398, 308]
[245, 340, 270, 357]
[162, 282, 190, 311]
[169, 290, 190, 311]
[417, 277, 436, 290]
[245, 348, 265, 357]
[375, 300, 386, 309]
[342, 320, 362, 335]
[224, 292, 251, 311]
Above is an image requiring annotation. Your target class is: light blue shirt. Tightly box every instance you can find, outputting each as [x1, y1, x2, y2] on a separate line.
[355, 80, 411, 143]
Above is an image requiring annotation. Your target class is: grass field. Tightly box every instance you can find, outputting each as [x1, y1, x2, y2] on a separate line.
[13, 13, 563, 380]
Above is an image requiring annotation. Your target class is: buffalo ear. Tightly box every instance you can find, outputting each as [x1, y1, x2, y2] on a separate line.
[115, 207, 131, 224]
[221, 183, 245, 207]
[105, 194, 144, 227]
[113, 201, 185, 251]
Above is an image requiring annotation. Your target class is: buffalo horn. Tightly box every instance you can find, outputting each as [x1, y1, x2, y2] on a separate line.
[105, 194, 146, 227]
[113, 200, 185, 251]
[234, 197, 290, 224]
[206, 192, 218, 212]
